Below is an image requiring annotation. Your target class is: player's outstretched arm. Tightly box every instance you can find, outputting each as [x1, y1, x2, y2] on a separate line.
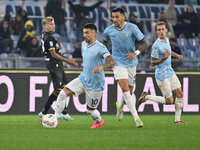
[49, 48, 78, 67]
[171, 51, 183, 60]
[93, 55, 115, 73]
[65, 59, 78, 67]
[88, 0, 104, 11]
[67, 0, 76, 11]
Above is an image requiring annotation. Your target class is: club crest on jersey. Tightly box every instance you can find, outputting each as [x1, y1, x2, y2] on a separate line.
[49, 41, 53, 47]
[124, 32, 129, 37]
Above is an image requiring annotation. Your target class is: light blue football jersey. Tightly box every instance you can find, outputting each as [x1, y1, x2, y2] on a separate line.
[103, 22, 144, 68]
[79, 40, 110, 91]
[151, 38, 174, 81]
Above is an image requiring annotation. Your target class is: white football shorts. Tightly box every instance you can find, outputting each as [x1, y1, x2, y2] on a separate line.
[156, 74, 181, 98]
[66, 78, 103, 109]
[112, 66, 136, 86]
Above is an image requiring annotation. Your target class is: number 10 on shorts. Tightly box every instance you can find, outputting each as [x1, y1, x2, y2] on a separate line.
[91, 99, 98, 107]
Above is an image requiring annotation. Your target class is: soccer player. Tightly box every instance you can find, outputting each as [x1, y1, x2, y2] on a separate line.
[38, 16, 78, 121]
[55, 23, 115, 128]
[137, 21, 186, 124]
[103, 8, 148, 128]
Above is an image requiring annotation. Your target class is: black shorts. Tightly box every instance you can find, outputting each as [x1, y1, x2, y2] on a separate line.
[46, 62, 68, 89]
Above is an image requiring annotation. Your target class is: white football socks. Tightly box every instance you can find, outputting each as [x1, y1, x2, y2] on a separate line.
[175, 97, 183, 122]
[123, 91, 139, 121]
[55, 90, 67, 118]
[145, 95, 166, 104]
[87, 109, 102, 123]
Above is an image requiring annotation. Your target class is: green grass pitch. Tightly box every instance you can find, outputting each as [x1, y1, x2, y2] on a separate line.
[0, 115, 199, 150]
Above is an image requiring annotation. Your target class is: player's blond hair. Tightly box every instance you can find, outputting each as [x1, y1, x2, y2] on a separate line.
[155, 21, 167, 31]
[43, 16, 54, 25]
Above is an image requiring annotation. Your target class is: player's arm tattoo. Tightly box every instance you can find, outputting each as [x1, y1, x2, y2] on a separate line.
[151, 57, 166, 66]
[137, 38, 148, 53]
[151, 49, 170, 66]
[102, 55, 115, 69]
[93, 55, 115, 73]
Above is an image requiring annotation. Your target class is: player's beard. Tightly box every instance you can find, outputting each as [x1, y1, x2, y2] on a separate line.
[114, 20, 124, 29]
[114, 22, 120, 28]
[84, 38, 90, 43]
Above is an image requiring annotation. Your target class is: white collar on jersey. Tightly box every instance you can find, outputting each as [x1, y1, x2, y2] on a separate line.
[114, 22, 126, 31]
[87, 40, 97, 48]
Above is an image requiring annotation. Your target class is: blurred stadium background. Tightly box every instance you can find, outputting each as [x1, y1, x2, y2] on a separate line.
[0, 0, 200, 71]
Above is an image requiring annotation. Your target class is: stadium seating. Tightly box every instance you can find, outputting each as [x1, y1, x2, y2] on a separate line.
[0, 0, 200, 70]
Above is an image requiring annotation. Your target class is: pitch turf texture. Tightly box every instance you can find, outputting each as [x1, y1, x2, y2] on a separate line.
[0, 115, 199, 150]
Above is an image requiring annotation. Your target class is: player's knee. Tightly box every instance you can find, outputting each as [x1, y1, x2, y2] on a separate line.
[87, 105, 95, 111]
[57, 90, 67, 101]
[173, 88, 183, 98]
[165, 97, 174, 104]
[63, 87, 74, 96]
[120, 87, 129, 92]
[176, 92, 183, 98]
[129, 86, 134, 95]
[86, 108, 95, 115]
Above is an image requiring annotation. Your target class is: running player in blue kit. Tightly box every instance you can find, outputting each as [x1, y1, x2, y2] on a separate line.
[55, 23, 115, 128]
[137, 21, 186, 124]
[103, 7, 148, 128]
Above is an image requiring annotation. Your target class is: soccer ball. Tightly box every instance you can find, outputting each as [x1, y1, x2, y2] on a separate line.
[42, 114, 58, 128]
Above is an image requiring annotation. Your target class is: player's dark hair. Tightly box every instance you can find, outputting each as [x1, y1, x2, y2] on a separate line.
[83, 23, 97, 32]
[111, 7, 125, 15]
[155, 21, 167, 31]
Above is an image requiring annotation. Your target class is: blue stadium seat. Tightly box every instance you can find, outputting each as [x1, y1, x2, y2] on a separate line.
[182, 45, 199, 68]
[195, 47, 200, 57]
[180, 47, 188, 58]
[186, 45, 196, 58]
[181, 45, 195, 59]
[177, 38, 188, 48]
[188, 38, 199, 47]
